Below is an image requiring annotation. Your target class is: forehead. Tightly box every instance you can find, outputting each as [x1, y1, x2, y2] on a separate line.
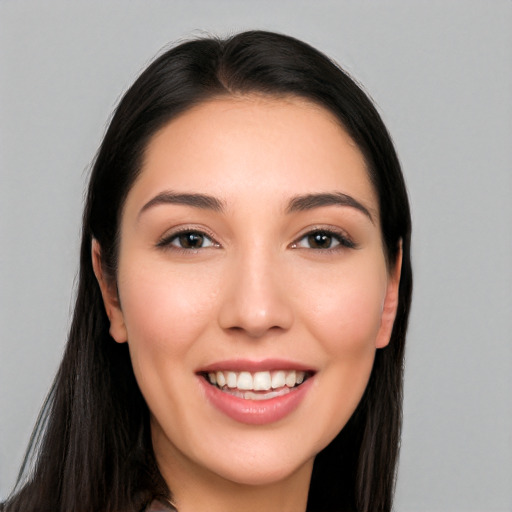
[126, 95, 378, 218]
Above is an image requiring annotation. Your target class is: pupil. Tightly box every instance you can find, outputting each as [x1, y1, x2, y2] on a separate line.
[309, 233, 331, 249]
[180, 232, 203, 248]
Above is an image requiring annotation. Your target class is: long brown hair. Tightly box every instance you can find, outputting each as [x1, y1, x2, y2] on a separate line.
[2, 30, 412, 512]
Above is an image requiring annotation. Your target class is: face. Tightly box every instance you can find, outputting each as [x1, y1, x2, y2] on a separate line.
[94, 96, 400, 490]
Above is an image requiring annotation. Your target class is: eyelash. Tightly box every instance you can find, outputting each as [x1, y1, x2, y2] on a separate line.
[156, 227, 356, 252]
[291, 228, 356, 251]
[156, 228, 219, 253]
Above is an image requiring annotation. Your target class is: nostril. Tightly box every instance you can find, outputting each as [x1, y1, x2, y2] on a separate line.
[226, 324, 286, 339]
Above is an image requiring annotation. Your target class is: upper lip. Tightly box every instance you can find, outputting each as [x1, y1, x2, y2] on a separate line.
[197, 358, 316, 374]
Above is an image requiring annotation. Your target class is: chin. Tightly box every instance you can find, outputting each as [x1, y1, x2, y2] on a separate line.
[212, 457, 313, 487]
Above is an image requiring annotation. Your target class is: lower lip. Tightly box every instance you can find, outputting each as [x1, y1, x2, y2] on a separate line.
[199, 376, 314, 425]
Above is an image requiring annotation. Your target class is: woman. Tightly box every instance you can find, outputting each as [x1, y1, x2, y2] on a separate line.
[2, 30, 412, 512]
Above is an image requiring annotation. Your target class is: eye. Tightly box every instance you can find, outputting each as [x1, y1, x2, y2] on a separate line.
[292, 229, 356, 250]
[157, 230, 217, 250]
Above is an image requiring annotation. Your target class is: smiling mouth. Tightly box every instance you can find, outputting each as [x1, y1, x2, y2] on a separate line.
[200, 370, 313, 401]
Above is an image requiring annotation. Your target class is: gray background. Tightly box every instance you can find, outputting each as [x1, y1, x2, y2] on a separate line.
[1, 1, 511, 510]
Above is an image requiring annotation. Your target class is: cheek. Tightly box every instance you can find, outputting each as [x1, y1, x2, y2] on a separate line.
[298, 262, 386, 355]
[117, 262, 224, 428]
[118, 262, 221, 361]
[297, 266, 386, 448]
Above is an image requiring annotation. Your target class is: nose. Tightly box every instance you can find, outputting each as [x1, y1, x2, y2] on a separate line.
[217, 250, 294, 338]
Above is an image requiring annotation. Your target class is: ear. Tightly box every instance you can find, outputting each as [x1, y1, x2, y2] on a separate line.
[375, 242, 402, 349]
[91, 239, 128, 344]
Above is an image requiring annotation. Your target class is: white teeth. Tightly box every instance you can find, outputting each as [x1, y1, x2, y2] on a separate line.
[244, 388, 290, 400]
[226, 371, 237, 388]
[216, 371, 226, 387]
[253, 371, 272, 391]
[271, 371, 286, 389]
[285, 370, 296, 387]
[237, 371, 253, 390]
[207, 369, 308, 393]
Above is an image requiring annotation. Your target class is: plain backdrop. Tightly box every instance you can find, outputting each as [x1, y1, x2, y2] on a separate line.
[1, 1, 511, 510]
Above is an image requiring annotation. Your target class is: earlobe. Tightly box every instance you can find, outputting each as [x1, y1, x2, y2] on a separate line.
[91, 239, 128, 344]
[375, 242, 402, 349]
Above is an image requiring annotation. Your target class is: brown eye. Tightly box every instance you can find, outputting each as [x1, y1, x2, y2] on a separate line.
[292, 229, 356, 250]
[157, 230, 217, 250]
[307, 232, 335, 249]
[177, 232, 206, 249]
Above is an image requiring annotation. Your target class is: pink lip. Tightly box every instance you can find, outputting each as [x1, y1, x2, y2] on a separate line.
[198, 358, 315, 373]
[198, 373, 315, 425]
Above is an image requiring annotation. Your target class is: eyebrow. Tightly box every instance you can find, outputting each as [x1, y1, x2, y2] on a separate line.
[138, 190, 374, 222]
[139, 191, 225, 218]
[286, 192, 375, 223]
